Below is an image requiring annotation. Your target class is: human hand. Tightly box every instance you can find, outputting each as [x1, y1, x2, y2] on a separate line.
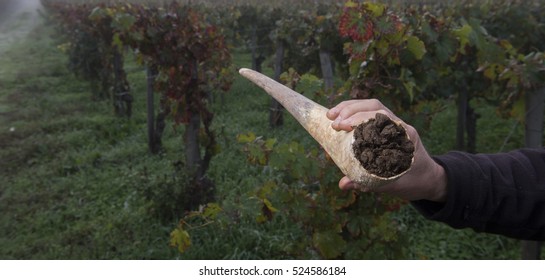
[327, 99, 447, 202]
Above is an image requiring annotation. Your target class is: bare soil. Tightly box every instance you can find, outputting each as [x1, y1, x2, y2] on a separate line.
[352, 113, 414, 178]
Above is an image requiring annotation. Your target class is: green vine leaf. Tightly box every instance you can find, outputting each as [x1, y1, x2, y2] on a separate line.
[89, 7, 106, 20]
[453, 24, 473, 54]
[264, 138, 277, 150]
[112, 33, 123, 50]
[112, 13, 136, 32]
[406, 35, 426, 60]
[312, 230, 346, 259]
[331, 190, 357, 210]
[256, 181, 277, 199]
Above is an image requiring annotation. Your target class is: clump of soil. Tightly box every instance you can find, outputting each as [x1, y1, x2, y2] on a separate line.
[352, 113, 414, 178]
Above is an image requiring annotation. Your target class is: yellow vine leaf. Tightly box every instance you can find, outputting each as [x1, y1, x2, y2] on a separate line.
[367, 3, 385, 17]
[236, 132, 256, 143]
[170, 228, 191, 253]
[345, 0, 358, 8]
[202, 203, 222, 219]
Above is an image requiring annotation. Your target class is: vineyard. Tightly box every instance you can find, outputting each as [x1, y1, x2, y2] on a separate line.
[0, 0, 544, 259]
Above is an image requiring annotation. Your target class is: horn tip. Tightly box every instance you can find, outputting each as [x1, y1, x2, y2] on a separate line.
[239, 68, 253, 75]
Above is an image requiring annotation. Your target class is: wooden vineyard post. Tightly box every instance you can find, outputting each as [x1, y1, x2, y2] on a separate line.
[269, 39, 285, 127]
[112, 49, 133, 118]
[184, 59, 203, 179]
[146, 66, 159, 154]
[319, 49, 334, 100]
[250, 26, 265, 73]
[146, 65, 168, 155]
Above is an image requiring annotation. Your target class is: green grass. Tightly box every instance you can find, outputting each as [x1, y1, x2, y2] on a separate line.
[0, 16, 529, 260]
[0, 22, 178, 259]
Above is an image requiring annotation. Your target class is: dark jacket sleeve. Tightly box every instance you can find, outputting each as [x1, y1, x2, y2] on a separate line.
[411, 148, 545, 241]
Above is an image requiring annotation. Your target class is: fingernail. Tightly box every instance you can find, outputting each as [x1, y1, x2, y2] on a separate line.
[327, 108, 338, 120]
[333, 116, 342, 127]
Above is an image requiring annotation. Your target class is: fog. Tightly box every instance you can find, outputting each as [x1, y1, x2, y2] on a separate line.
[1, 0, 41, 24]
[0, 0, 42, 54]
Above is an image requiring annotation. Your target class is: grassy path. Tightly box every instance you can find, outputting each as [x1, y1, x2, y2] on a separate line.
[0, 0, 42, 115]
[0, 9, 176, 258]
[0, 0, 41, 55]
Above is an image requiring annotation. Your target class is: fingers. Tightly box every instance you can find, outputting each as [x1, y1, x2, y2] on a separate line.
[327, 99, 389, 120]
[328, 99, 399, 131]
[339, 176, 355, 190]
[339, 176, 373, 193]
[330, 110, 396, 131]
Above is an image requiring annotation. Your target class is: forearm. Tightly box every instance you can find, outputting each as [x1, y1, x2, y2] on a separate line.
[412, 148, 545, 241]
